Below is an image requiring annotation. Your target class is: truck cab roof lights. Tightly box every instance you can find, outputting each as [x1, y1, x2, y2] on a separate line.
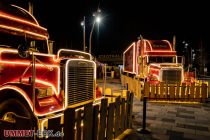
[0, 5, 49, 40]
[162, 40, 173, 51]
[11, 4, 40, 26]
[140, 39, 174, 52]
[144, 40, 153, 51]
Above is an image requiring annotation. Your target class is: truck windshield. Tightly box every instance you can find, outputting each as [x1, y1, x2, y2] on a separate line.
[148, 56, 174, 63]
[0, 32, 48, 53]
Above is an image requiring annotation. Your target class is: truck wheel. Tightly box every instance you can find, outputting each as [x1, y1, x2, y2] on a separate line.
[0, 98, 37, 128]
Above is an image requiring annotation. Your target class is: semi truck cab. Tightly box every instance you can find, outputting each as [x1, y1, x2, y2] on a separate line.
[0, 4, 96, 131]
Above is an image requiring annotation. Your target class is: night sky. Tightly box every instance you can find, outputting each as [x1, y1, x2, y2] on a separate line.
[2, 0, 210, 74]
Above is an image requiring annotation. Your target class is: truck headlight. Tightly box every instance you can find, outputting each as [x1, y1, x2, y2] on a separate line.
[36, 87, 53, 98]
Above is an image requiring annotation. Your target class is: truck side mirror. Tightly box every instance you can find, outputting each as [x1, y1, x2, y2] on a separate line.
[18, 43, 29, 58]
[137, 56, 143, 64]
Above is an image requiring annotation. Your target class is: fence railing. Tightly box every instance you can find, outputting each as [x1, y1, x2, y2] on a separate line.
[49, 91, 134, 140]
[121, 74, 209, 102]
[143, 82, 208, 102]
[0, 92, 134, 140]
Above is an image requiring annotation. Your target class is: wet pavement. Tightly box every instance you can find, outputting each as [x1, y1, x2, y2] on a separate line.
[131, 99, 210, 140]
[97, 78, 210, 140]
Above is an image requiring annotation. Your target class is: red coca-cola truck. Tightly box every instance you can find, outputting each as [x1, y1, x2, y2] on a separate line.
[0, 4, 96, 131]
[123, 38, 184, 85]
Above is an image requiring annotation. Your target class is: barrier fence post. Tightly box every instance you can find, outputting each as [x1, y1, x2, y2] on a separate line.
[137, 96, 151, 134]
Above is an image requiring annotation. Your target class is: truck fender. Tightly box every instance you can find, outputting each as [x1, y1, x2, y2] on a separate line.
[0, 84, 34, 113]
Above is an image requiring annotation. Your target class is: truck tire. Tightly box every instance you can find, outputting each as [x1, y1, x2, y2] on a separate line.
[0, 98, 37, 129]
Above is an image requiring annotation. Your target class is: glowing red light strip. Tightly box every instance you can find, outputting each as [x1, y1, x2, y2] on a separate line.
[0, 49, 93, 116]
[0, 85, 34, 113]
[123, 70, 136, 74]
[0, 48, 17, 53]
[11, 5, 40, 26]
[0, 60, 59, 68]
[149, 67, 160, 71]
[0, 60, 60, 94]
[143, 39, 174, 52]
[145, 40, 153, 51]
[144, 40, 146, 52]
[123, 42, 136, 73]
[0, 49, 56, 59]
[136, 46, 138, 75]
[145, 51, 176, 53]
[1, 5, 47, 31]
[124, 42, 135, 53]
[150, 63, 160, 67]
[0, 48, 60, 95]
[0, 13, 46, 30]
[0, 25, 48, 39]
[133, 43, 136, 73]
[162, 40, 173, 51]
[32, 52, 55, 57]
[0, 85, 64, 116]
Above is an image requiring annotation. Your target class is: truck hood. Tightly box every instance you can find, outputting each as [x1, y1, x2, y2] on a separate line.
[57, 49, 92, 60]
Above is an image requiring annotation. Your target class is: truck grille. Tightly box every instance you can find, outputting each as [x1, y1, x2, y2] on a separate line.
[65, 60, 95, 107]
[162, 69, 182, 84]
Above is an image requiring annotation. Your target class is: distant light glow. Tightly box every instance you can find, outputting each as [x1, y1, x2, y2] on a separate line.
[81, 21, 84, 26]
[96, 16, 101, 23]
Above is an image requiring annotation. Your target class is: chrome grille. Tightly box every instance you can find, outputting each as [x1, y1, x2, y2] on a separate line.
[66, 60, 95, 107]
[162, 69, 182, 84]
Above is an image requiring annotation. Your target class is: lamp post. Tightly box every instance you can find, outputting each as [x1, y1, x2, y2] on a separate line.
[89, 20, 95, 54]
[28, 0, 33, 14]
[89, 10, 101, 54]
[81, 16, 86, 52]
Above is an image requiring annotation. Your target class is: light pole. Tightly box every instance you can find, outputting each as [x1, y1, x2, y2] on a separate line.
[81, 16, 86, 52]
[89, 10, 101, 54]
[28, 0, 33, 14]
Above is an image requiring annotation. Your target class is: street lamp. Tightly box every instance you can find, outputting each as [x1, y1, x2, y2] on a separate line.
[81, 16, 86, 52]
[89, 9, 101, 54]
